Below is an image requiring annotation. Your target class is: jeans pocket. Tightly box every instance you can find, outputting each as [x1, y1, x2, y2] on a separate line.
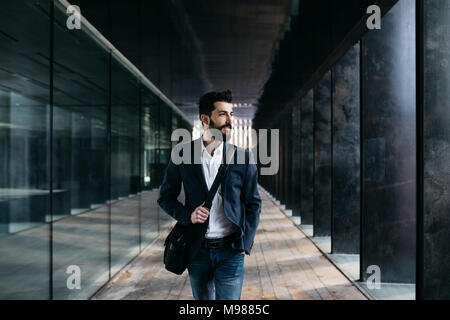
[228, 247, 244, 256]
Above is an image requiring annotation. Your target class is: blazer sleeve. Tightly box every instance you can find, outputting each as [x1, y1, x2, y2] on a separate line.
[157, 159, 192, 227]
[242, 151, 262, 255]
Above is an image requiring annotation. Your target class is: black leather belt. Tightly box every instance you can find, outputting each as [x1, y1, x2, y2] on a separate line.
[204, 232, 239, 249]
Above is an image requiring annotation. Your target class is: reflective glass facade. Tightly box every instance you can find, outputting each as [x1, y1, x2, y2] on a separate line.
[0, 0, 191, 299]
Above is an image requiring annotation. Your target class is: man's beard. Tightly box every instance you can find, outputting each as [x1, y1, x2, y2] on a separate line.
[209, 118, 232, 142]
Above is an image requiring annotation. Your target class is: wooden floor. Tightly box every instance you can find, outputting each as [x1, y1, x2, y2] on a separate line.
[92, 188, 367, 300]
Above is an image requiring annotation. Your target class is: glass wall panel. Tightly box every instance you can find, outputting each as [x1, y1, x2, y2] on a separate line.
[0, 0, 51, 299]
[0, 0, 189, 299]
[141, 86, 160, 246]
[158, 105, 174, 230]
[110, 55, 140, 275]
[51, 5, 110, 299]
[159, 104, 172, 171]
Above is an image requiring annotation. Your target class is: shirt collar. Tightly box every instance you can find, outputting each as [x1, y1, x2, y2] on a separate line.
[201, 139, 223, 160]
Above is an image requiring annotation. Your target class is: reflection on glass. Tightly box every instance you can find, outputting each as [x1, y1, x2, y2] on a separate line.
[0, 0, 187, 299]
[157, 106, 173, 229]
[51, 6, 109, 299]
[0, 0, 51, 299]
[141, 87, 160, 246]
[110, 56, 140, 275]
[159, 105, 172, 166]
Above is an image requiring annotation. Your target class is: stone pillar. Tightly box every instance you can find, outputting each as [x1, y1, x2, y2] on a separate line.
[292, 104, 302, 217]
[361, 0, 416, 283]
[285, 111, 293, 210]
[279, 121, 286, 205]
[420, 0, 450, 299]
[332, 43, 361, 254]
[314, 70, 332, 237]
[300, 89, 314, 225]
[276, 124, 281, 201]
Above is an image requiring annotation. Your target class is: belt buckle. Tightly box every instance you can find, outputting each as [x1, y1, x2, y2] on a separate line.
[205, 238, 224, 249]
[209, 243, 221, 249]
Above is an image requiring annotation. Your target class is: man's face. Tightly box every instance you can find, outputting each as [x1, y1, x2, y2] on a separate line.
[204, 101, 234, 137]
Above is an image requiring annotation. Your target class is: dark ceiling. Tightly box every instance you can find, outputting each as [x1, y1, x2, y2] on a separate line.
[73, 0, 294, 125]
[71, 0, 397, 128]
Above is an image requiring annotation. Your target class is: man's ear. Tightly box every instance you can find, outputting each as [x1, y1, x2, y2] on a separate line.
[200, 114, 209, 127]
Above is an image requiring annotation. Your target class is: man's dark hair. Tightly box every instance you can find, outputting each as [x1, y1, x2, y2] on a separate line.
[198, 90, 232, 119]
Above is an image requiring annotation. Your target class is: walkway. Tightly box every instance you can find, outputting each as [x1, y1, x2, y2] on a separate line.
[92, 188, 367, 300]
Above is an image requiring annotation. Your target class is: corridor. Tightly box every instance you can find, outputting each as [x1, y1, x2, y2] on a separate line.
[1, 0, 450, 301]
[93, 188, 366, 300]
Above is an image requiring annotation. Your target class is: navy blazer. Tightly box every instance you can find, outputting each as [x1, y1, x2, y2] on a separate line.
[157, 138, 261, 268]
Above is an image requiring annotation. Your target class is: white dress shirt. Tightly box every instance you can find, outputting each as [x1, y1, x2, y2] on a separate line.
[201, 141, 239, 239]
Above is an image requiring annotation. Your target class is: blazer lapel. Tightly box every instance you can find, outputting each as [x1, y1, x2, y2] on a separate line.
[191, 139, 208, 194]
[221, 141, 235, 191]
[193, 163, 208, 193]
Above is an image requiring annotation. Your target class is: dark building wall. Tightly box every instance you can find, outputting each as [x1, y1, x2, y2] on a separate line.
[331, 0, 366, 48]
[255, 0, 398, 129]
[421, 0, 450, 299]
[276, 122, 282, 202]
[291, 103, 302, 217]
[313, 0, 333, 68]
[332, 43, 361, 254]
[361, 0, 416, 283]
[300, 89, 315, 224]
[279, 120, 286, 204]
[70, 0, 203, 105]
[285, 111, 294, 210]
[313, 71, 332, 237]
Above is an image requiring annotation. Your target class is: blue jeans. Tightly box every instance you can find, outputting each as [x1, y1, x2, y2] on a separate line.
[187, 245, 245, 300]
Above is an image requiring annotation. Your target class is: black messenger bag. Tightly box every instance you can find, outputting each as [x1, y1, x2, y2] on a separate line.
[163, 143, 235, 275]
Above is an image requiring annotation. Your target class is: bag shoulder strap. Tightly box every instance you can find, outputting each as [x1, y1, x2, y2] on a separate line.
[203, 142, 236, 210]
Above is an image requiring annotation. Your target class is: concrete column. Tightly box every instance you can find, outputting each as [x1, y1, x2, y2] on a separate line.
[420, 0, 450, 299]
[285, 113, 293, 210]
[361, 0, 416, 283]
[292, 104, 302, 217]
[314, 70, 332, 237]
[272, 125, 282, 200]
[285, 112, 293, 210]
[332, 43, 361, 254]
[300, 89, 314, 225]
[279, 121, 286, 205]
